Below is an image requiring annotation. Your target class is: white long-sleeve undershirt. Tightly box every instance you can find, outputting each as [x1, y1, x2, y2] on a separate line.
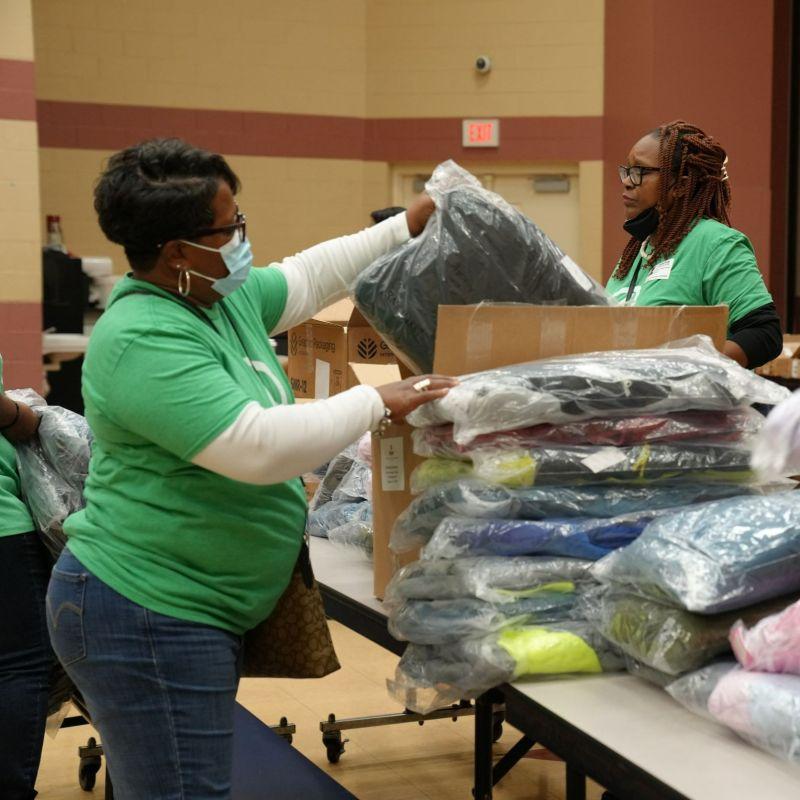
[273, 212, 410, 334]
[192, 387, 384, 485]
[191, 213, 410, 484]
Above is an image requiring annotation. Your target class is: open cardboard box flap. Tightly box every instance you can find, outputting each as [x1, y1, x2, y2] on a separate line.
[372, 302, 729, 599]
[756, 334, 800, 379]
[288, 300, 396, 399]
[431, 303, 728, 375]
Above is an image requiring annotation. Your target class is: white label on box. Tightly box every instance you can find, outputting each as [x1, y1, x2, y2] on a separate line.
[314, 359, 330, 399]
[560, 255, 593, 291]
[581, 447, 628, 474]
[646, 258, 674, 282]
[380, 437, 405, 492]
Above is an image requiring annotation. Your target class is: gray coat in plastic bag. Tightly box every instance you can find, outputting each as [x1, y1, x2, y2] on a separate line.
[407, 336, 789, 445]
[353, 160, 609, 373]
[9, 390, 92, 559]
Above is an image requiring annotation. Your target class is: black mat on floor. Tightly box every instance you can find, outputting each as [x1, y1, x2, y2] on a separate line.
[232, 703, 356, 800]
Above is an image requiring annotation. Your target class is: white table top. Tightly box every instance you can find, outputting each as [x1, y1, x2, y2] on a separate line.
[513, 674, 800, 799]
[310, 538, 800, 799]
[310, 537, 386, 616]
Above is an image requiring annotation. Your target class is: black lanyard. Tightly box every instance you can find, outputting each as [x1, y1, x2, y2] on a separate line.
[625, 258, 643, 304]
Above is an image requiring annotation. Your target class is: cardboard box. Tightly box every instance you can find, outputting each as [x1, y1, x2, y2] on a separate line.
[371, 303, 729, 599]
[287, 299, 396, 399]
[755, 335, 800, 379]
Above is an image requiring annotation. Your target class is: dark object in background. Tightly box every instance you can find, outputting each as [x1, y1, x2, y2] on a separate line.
[370, 206, 406, 224]
[42, 250, 89, 334]
[354, 161, 609, 373]
[42, 249, 90, 414]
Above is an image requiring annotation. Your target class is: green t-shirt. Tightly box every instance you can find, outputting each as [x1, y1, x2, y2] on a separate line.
[0, 356, 35, 537]
[605, 218, 773, 325]
[64, 267, 307, 635]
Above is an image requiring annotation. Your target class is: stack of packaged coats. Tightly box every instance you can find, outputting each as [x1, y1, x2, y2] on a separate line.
[656, 390, 800, 764]
[586, 493, 800, 687]
[385, 337, 791, 713]
[307, 433, 374, 559]
[666, 595, 800, 763]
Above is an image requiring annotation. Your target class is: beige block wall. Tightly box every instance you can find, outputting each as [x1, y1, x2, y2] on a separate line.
[578, 160, 603, 281]
[1, 0, 40, 304]
[39, 148, 387, 273]
[1, 0, 35, 59]
[32, 0, 368, 116]
[366, 0, 604, 118]
[32, 0, 605, 288]
[0, 120, 41, 301]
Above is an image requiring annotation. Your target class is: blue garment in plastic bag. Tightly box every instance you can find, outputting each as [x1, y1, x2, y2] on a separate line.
[592, 493, 800, 613]
[423, 513, 656, 561]
[391, 479, 759, 553]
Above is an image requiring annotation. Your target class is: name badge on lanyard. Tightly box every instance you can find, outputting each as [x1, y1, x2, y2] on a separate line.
[646, 258, 674, 282]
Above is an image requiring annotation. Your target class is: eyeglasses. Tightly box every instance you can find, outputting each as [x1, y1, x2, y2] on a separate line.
[187, 210, 247, 243]
[618, 165, 660, 186]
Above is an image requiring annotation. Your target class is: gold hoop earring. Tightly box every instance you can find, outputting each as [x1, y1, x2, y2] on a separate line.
[178, 269, 191, 297]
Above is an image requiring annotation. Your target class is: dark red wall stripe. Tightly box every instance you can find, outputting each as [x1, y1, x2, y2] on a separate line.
[0, 59, 36, 122]
[36, 100, 602, 163]
[603, 0, 775, 284]
[0, 302, 42, 392]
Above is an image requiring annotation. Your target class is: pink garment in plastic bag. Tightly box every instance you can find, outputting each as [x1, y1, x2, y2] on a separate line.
[730, 598, 800, 674]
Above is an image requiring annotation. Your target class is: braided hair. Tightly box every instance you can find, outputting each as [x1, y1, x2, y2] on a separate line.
[613, 120, 731, 280]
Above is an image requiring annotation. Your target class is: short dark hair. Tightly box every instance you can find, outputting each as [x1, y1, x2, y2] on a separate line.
[370, 206, 406, 224]
[94, 138, 241, 271]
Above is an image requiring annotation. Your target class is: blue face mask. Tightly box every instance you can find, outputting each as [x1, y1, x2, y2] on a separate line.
[181, 229, 253, 297]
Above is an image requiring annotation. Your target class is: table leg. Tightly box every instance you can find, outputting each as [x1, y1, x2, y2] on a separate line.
[566, 764, 586, 800]
[473, 691, 500, 800]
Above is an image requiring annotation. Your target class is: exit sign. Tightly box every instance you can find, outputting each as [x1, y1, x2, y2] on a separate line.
[463, 119, 500, 148]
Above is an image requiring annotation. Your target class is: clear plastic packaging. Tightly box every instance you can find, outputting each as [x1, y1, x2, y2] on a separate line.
[622, 656, 676, 688]
[406, 336, 790, 445]
[352, 160, 609, 373]
[328, 519, 373, 559]
[423, 512, 661, 562]
[388, 622, 624, 714]
[331, 459, 372, 503]
[356, 432, 373, 465]
[410, 443, 753, 493]
[12, 401, 93, 558]
[751, 389, 800, 481]
[388, 592, 578, 644]
[413, 409, 765, 459]
[591, 493, 800, 614]
[667, 664, 800, 763]
[391, 479, 761, 553]
[384, 555, 592, 606]
[583, 588, 796, 676]
[306, 500, 371, 539]
[730, 597, 800, 674]
[309, 443, 359, 511]
[666, 661, 737, 719]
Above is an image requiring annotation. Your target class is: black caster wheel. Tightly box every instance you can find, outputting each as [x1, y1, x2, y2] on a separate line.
[79, 738, 102, 791]
[279, 716, 293, 746]
[492, 713, 504, 743]
[323, 730, 345, 764]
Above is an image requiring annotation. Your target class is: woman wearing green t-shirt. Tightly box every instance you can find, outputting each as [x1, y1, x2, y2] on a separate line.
[606, 120, 781, 368]
[46, 138, 454, 799]
[0, 360, 53, 799]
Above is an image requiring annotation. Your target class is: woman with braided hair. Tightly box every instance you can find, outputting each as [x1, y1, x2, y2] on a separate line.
[606, 120, 782, 368]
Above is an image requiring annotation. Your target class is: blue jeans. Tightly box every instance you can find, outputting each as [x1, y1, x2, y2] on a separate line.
[47, 548, 243, 800]
[0, 531, 52, 800]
